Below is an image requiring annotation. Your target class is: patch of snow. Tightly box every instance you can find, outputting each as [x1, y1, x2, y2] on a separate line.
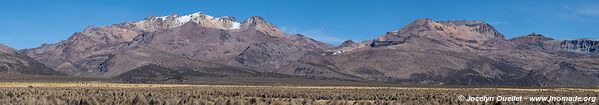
[156, 15, 170, 21]
[332, 50, 351, 55]
[332, 51, 343, 55]
[205, 15, 215, 20]
[324, 49, 350, 55]
[230, 22, 241, 30]
[175, 15, 192, 24]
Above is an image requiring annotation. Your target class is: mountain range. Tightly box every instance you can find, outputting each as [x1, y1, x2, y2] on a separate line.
[3, 12, 599, 87]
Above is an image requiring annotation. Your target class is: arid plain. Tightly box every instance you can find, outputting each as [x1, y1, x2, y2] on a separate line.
[0, 82, 597, 105]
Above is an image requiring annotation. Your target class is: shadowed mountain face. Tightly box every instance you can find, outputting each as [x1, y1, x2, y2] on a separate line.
[0, 44, 64, 75]
[20, 12, 599, 87]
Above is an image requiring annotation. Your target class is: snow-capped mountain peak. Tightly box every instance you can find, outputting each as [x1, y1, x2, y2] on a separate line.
[137, 12, 241, 30]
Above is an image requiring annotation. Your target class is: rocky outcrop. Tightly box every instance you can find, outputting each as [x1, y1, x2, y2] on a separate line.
[558, 39, 599, 54]
[0, 44, 64, 75]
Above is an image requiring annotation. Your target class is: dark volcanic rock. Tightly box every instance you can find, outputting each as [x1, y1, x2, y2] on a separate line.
[370, 39, 403, 48]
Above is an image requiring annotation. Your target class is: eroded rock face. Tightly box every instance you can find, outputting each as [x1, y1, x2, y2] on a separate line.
[0, 44, 64, 75]
[558, 39, 599, 54]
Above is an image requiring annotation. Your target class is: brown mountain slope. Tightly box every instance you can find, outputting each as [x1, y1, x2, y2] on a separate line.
[0, 44, 64, 75]
[296, 19, 599, 86]
[373, 19, 514, 50]
[274, 19, 525, 85]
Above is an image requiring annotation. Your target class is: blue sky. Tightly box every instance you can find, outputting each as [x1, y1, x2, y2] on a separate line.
[1, 0, 598, 49]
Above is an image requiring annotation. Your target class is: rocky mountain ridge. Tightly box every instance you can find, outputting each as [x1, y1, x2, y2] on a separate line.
[509, 33, 599, 54]
[306, 19, 599, 86]
[15, 12, 599, 87]
[22, 12, 334, 78]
